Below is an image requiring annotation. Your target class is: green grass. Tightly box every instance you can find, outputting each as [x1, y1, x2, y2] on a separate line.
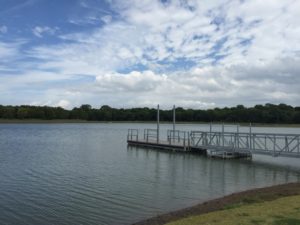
[165, 195, 300, 225]
[273, 218, 300, 225]
[222, 196, 266, 210]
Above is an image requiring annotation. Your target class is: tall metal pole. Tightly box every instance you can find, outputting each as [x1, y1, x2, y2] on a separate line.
[222, 123, 224, 146]
[209, 122, 212, 145]
[173, 105, 176, 141]
[249, 122, 252, 149]
[237, 124, 240, 149]
[157, 104, 160, 143]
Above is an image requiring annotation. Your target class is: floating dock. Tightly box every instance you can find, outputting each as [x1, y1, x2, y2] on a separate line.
[127, 127, 300, 159]
[127, 105, 300, 159]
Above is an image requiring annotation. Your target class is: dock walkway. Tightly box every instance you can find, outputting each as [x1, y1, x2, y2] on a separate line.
[127, 126, 300, 159]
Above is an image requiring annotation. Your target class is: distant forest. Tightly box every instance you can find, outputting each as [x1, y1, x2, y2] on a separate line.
[0, 103, 299, 124]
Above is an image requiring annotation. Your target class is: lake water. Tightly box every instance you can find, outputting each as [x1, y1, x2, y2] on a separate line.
[0, 123, 300, 225]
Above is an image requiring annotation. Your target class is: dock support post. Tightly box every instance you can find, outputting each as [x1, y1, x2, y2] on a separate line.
[157, 104, 160, 143]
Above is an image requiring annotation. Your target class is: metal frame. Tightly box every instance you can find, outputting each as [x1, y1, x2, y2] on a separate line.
[190, 131, 300, 157]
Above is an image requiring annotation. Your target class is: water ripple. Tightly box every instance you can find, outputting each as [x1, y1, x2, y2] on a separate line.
[0, 123, 299, 225]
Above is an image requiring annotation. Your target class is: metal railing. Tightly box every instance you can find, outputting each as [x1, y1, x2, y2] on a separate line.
[128, 127, 300, 157]
[144, 129, 158, 142]
[127, 129, 139, 141]
[190, 131, 300, 157]
[167, 130, 190, 149]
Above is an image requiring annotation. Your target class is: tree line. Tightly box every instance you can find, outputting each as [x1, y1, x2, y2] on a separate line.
[0, 103, 299, 124]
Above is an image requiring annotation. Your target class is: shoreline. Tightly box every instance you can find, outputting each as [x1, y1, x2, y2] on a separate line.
[0, 119, 299, 127]
[132, 182, 300, 225]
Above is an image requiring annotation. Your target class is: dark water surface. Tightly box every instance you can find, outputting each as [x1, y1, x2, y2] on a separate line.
[0, 123, 299, 225]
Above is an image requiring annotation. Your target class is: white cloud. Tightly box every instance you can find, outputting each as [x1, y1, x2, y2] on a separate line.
[0, 41, 25, 63]
[82, 56, 299, 108]
[32, 26, 58, 38]
[57, 99, 71, 109]
[0, 42, 17, 60]
[0, 25, 7, 34]
[101, 15, 112, 24]
[96, 70, 167, 92]
[51, 0, 300, 73]
[29, 99, 72, 109]
[1, 0, 300, 108]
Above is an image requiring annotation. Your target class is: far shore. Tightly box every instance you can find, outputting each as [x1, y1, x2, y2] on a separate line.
[0, 119, 300, 127]
[132, 182, 300, 225]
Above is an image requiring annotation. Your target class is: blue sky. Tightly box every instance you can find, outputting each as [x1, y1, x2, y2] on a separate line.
[0, 0, 299, 109]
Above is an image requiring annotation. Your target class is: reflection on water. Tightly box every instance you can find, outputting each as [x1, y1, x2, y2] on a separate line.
[0, 123, 299, 225]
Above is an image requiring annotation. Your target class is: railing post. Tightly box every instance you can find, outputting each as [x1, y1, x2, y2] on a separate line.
[184, 132, 186, 150]
[265, 136, 267, 150]
[249, 123, 252, 150]
[222, 123, 224, 147]
[173, 105, 176, 140]
[146, 129, 149, 142]
[246, 135, 249, 149]
[191, 132, 194, 146]
[297, 135, 300, 154]
[273, 134, 276, 156]
[236, 124, 239, 149]
[210, 122, 212, 144]
[188, 132, 190, 149]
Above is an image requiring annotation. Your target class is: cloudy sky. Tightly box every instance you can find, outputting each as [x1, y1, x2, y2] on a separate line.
[0, 0, 299, 109]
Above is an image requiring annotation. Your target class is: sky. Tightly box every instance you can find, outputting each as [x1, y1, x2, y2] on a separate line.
[0, 0, 299, 109]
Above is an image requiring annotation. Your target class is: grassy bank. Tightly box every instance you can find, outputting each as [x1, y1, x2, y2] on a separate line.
[166, 195, 300, 225]
[133, 183, 300, 225]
